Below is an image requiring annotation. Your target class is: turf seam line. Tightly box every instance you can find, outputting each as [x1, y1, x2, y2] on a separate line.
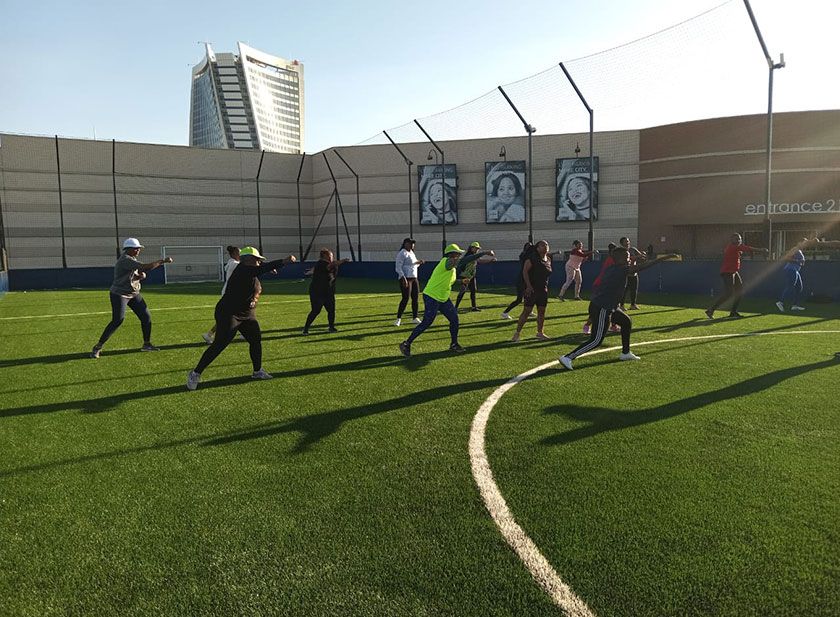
[469, 330, 840, 617]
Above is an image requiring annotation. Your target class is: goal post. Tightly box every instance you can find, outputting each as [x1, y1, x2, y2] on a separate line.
[162, 246, 223, 284]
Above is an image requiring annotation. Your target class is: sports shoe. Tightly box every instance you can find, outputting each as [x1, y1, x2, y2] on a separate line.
[574, 296, 583, 301]
[619, 352, 641, 361]
[394, 318, 402, 326]
[609, 324, 620, 333]
[449, 343, 466, 353]
[140, 343, 160, 352]
[398, 341, 411, 357]
[559, 356, 574, 371]
[535, 332, 550, 341]
[511, 332, 520, 342]
[328, 327, 338, 333]
[186, 370, 201, 391]
[729, 312, 743, 318]
[705, 309, 714, 320]
[791, 305, 805, 311]
[301, 329, 309, 336]
[90, 345, 101, 359]
[582, 324, 591, 335]
[470, 307, 481, 312]
[412, 317, 422, 324]
[558, 296, 566, 302]
[251, 368, 273, 380]
[629, 304, 640, 310]
[501, 312, 512, 320]
[775, 301, 785, 312]
[202, 332, 214, 344]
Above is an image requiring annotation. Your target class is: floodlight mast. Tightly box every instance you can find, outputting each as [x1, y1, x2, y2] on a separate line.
[743, 0, 785, 258]
[559, 63, 595, 252]
[414, 120, 446, 252]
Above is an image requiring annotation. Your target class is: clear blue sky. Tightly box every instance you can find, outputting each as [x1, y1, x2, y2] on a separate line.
[1, 0, 836, 152]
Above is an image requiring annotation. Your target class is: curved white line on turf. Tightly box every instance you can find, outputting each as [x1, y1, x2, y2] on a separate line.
[469, 330, 840, 617]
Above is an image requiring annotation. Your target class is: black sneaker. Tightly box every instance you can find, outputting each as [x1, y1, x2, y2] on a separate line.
[470, 307, 482, 312]
[398, 341, 411, 357]
[328, 327, 338, 333]
[449, 343, 466, 353]
[704, 309, 714, 320]
[729, 312, 743, 318]
[140, 343, 160, 352]
[90, 345, 101, 359]
[301, 329, 309, 336]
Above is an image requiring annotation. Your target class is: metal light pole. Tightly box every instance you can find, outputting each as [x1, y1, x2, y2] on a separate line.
[743, 0, 785, 258]
[333, 148, 361, 261]
[414, 120, 446, 251]
[383, 130, 414, 238]
[498, 85, 536, 243]
[559, 63, 595, 252]
[255, 150, 265, 254]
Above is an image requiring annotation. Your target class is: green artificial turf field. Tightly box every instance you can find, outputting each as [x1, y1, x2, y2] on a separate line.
[1, 279, 838, 616]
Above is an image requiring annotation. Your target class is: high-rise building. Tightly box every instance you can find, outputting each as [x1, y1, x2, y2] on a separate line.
[189, 42, 304, 154]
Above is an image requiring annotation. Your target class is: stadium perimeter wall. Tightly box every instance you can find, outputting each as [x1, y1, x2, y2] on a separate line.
[1, 110, 838, 298]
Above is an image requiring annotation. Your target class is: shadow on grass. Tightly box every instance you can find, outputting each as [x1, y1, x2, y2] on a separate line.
[540, 358, 838, 446]
[0, 341, 210, 368]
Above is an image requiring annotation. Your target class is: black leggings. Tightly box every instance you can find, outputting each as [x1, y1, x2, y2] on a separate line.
[397, 278, 419, 319]
[195, 308, 262, 374]
[455, 278, 477, 308]
[305, 291, 336, 329]
[709, 272, 743, 314]
[504, 281, 526, 313]
[567, 303, 631, 359]
[623, 274, 639, 305]
[96, 292, 152, 347]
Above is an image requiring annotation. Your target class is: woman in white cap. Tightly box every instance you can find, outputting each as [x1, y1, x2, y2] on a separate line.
[187, 247, 296, 390]
[398, 243, 494, 357]
[90, 238, 173, 358]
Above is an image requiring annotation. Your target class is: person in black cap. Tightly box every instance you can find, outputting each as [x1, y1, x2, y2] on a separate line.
[394, 238, 424, 326]
[90, 237, 172, 358]
[187, 247, 296, 390]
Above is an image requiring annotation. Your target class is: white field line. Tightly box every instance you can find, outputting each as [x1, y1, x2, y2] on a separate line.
[469, 330, 840, 616]
[0, 293, 384, 321]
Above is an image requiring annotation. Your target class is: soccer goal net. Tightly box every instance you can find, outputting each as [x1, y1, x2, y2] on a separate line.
[162, 246, 223, 284]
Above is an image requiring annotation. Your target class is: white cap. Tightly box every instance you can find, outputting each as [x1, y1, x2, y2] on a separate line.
[123, 237, 144, 249]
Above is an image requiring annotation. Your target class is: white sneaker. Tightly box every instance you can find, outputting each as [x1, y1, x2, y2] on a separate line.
[501, 312, 512, 320]
[186, 370, 201, 391]
[775, 301, 785, 312]
[619, 352, 641, 361]
[511, 332, 520, 342]
[412, 317, 422, 324]
[791, 305, 805, 311]
[252, 368, 273, 380]
[559, 356, 574, 371]
[202, 332, 214, 344]
[394, 318, 402, 326]
[535, 332, 550, 340]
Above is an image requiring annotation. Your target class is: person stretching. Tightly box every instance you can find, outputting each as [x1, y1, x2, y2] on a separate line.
[455, 241, 496, 311]
[91, 237, 173, 358]
[619, 237, 646, 310]
[559, 248, 675, 370]
[394, 238, 424, 326]
[203, 245, 240, 343]
[303, 248, 351, 334]
[399, 244, 494, 357]
[558, 240, 596, 301]
[776, 238, 808, 312]
[582, 242, 617, 335]
[706, 233, 768, 319]
[511, 240, 553, 341]
[501, 242, 534, 320]
[187, 247, 296, 390]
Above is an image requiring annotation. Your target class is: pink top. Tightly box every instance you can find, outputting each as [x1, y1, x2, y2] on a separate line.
[566, 248, 589, 269]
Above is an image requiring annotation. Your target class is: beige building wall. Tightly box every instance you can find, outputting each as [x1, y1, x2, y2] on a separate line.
[0, 130, 640, 268]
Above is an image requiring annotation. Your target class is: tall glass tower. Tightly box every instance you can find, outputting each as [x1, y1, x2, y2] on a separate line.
[189, 43, 304, 154]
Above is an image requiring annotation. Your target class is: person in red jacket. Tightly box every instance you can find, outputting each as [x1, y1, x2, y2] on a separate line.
[706, 233, 768, 319]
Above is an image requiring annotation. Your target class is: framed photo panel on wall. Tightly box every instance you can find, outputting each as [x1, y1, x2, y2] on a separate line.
[418, 164, 458, 225]
[555, 157, 599, 222]
[485, 161, 526, 224]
